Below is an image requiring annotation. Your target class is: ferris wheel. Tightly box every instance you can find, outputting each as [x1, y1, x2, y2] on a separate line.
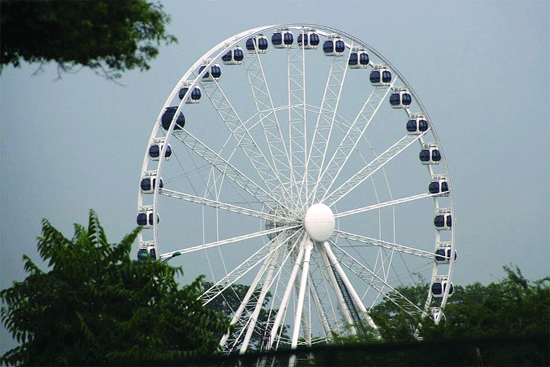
[136, 24, 456, 354]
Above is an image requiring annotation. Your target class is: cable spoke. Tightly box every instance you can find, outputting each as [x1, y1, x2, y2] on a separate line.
[160, 188, 295, 223]
[313, 84, 394, 200]
[322, 132, 428, 206]
[200, 79, 286, 200]
[287, 35, 308, 207]
[160, 224, 299, 259]
[172, 129, 289, 211]
[335, 192, 438, 219]
[334, 229, 434, 259]
[305, 44, 352, 205]
[329, 242, 427, 318]
[244, 51, 294, 205]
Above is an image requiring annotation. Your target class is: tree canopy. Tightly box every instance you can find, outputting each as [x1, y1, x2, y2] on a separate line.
[364, 266, 550, 342]
[0, 0, 177, 78]
[0, 210, 230, 366]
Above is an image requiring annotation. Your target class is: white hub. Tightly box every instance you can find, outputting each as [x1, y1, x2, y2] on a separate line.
[304, 203, 335, 242]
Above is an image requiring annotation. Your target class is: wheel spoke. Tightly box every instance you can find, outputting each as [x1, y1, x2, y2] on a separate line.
[159, 188, 295, 223]
[312, 84, 394, 200]
[329, 242, 427, 318]
[172, 129, 289, 211]
[200, 79, 286, 200]
[305, 44, 352, 204]
[322, 132, 428, 206]
[333, 229, 434, 259]
[160, 224, 299, 259]
[335, 192, 438, 219]
[243, 51, 295, 205]
[322, 241, 380, 336]
[287, 37, 308, 207]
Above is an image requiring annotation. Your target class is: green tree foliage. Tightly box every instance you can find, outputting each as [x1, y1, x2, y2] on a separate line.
[0, 0, 177, 78]
[424, 266, 550, 340]
[366, 266, 550, 342]
[0, 210, 230, 366]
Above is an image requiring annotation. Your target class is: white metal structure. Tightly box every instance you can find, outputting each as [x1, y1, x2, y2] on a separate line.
[137, 24, 456, 354]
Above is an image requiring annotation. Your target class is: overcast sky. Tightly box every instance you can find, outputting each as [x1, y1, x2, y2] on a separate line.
[1, 0, 548, 354]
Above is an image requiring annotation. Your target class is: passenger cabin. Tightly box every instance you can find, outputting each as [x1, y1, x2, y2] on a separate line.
[435, 243, 457, 264]
[137, 242, 157, 261]
[136, 208, 159, 229]
[140, 176, 164, 194]
[348, 48, 369, 69]
[179, 83, 201, 103]
[370, 65, 392, 86]
[434, 208, 452, 230]
[221, 47, 244, 65]
[406, 114, 429, 135]
[389, 87, 412, 108]
[149, 142, 172, 161]
[246, 35, 269, 54]
[431, 279, 454, 298]
[419, 143, 442, 165]
[272, 30, 293, 48]
[199, 63, 222, 82]
[323, 35, 346, 56]
[161, 106, 185, 130]
[429, 175, 449, 196]
[297, 30, 320, 49]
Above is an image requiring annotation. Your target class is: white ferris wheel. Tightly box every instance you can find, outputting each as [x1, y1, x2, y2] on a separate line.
[137, 24, 456, 354]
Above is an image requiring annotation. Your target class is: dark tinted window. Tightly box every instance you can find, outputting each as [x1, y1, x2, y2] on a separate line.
[382, 70, 392, 82]
[137, 249, 148, 261]
[434, 215, 445, 227]
[258, 37, 268, 50]
[419, 150, 430, 161]
[323, 40, 334, 53]
[284, 32, 293, 45]
[360, 53, 369, 65]
[149, 145, 160, 158]
[402, 93, 412, 105]
[435, 249, 446, 262]
[429, 182, 440, 194]
[432, 283, 443, 295]
[389, 93, 401, 105]
[406, 120, 417, 132]
[348, 53, 358, 65]
[222, 51, 232, 62]
[191, 88, 201, 100]
[246, 38, 255, 50]
[137, 213, 147, 226]
[211, 65, 221, 78]
[418, 119, 428, 131]
[162, 107, 185, 130]
[370, 71, 381, 83]
[178, 87, 188, 100]
[335, 40, 345, 53]
[141, 178, 151, 191]
[310, 33, 320, 46]
[272, 33, 282, 45]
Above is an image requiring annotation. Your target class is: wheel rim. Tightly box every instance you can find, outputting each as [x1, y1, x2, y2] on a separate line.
[137, 24, 456, 353]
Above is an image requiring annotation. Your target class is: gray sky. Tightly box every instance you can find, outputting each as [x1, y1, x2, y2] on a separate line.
[1, 0, 548, 353]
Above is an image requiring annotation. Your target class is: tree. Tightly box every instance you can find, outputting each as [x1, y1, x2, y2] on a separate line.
[366, 266, 550, 342]
[423, 266, 550, 340]
[0, 210, 230, 366]
[0, 0, 177, 79]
